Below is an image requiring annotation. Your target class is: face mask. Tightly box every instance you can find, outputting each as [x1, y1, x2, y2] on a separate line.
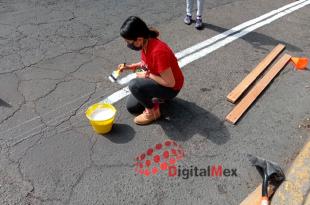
[127, 42, 142, 51]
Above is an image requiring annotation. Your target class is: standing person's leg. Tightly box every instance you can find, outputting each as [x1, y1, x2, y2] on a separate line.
[186, 0, 194, 16]
[184, 0, 194, 25]
[196, 0, 204, 16]
[195, 0, 204, 29]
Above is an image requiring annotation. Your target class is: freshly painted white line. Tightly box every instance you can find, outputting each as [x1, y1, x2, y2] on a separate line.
[175, 0, 308, 59]
[101, 87, 131, 104]
[116, 0, 308, 85]
[117, 73, 136, 85]
[104, 0, 310, 104]
[178, 0, 310, 67]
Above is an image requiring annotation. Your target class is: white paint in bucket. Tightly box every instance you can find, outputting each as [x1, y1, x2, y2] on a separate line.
[91, 108, 115, 121]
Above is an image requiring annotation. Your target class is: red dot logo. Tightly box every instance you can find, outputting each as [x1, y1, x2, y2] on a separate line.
[171, 148, 177, 155]
[134, 140, 185, 176]
[147, 148, 153, 155]
[140, 153, 146, 160]
[165, 140, 171, 147]
[160, 162, 168, 170]
[139, 169, 144, 175]
[144, 169, 150, 176]
[163, 151, 169, 159]
[153, 155, 160, 163]
[152, 167, 158, 175]
[169, 158, 176, 165]
[155, 143, 162, 150]
[145, 160, 151, 167]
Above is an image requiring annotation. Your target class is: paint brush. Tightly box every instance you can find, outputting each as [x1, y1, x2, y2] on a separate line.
[108, 63, 126, 83]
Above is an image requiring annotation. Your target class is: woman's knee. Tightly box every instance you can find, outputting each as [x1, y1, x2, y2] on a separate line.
[126, 95, 144, 114]
[126, 103, 138, 114]
[128, 78, 145, 94]
[126, 103, 144, 115]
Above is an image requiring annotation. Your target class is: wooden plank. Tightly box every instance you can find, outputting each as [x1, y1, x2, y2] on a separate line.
[226, 54, 291, 124]
[227, 44, 286, 103]
[240, 184, 276, 205]
[240, 185, 262, 205]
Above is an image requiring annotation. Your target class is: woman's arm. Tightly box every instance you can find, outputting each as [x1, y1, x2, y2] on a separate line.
[118, 62, 142, 72]
[128, 62, 142, 71]
[149, 67, 175, 88]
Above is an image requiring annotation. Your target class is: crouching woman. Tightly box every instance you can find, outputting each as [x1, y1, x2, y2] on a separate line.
[119, 16, 184, 125]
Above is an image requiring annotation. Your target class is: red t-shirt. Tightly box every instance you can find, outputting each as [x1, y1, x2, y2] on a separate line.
[141, 38, 184, 90]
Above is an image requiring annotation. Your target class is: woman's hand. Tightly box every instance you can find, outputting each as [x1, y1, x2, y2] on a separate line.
[117, 63, 128, 72]
[136, 71, 148, 78]
[118, 63, 141, 72]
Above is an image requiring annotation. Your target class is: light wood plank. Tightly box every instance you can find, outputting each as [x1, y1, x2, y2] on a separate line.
[240, 184, 276, 205]
[240, 185, 262, 205]
[227, 44, 286, 103]
[226, 54, 291, 124]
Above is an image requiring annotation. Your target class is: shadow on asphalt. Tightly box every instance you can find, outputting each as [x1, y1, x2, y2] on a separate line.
[158, 98, 230, 145]
[0, 98, 11, 107]
[200, 23, 302, 52]
[103, 123, 136, 144]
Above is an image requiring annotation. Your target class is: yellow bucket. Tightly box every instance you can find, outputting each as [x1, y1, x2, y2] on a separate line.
[85, 103, 117, 134]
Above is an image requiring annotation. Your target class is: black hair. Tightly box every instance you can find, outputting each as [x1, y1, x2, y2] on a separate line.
[120, 16, 159, 40]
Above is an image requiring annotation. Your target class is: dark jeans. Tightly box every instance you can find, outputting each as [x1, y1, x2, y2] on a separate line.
[127, 78, 180, 114]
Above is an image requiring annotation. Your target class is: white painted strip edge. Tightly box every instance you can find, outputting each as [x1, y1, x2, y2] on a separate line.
[175, 0, 308, 59]
[116, 0, 308, 85]
[117, 73, 136, 85]
[104, 0, 310, 104]
[178, 0, 310, 67]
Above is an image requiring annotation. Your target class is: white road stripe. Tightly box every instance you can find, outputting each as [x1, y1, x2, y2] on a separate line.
[116, 0, 308, 85]
[178, 0, 310, 67]
[101, 87, 131, 104]
[176, 0, 308, 60]
[103, 0, 310, 104]
[117, 73, 136, 85]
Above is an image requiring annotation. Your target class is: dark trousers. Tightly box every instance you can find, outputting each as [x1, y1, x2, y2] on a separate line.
[126, 78, 180, 114]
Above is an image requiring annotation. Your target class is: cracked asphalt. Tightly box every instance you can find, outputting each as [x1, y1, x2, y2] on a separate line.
[0, 0, 309, 204]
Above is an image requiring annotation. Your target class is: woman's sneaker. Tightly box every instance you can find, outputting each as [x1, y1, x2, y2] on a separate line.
[134, 107, 161, 125]
[184, 15, 192, 25]
[195, 17, 203, 29]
